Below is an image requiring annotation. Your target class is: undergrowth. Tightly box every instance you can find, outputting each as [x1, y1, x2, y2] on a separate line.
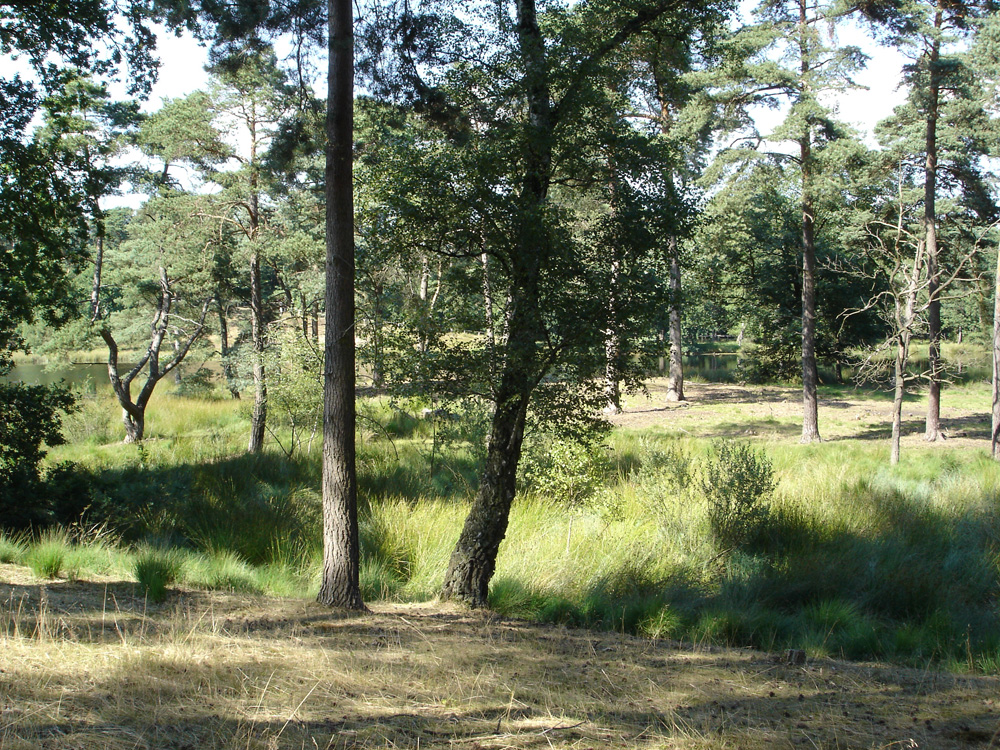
[10, 386, 1000, 672]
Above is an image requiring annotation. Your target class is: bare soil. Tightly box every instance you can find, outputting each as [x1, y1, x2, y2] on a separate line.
[2, 569, 999, 749]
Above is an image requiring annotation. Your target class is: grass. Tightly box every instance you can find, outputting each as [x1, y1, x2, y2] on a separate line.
[12, 368, 1000, 673]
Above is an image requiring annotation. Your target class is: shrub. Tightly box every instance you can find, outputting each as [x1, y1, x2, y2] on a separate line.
[520, 435, 608, 505]
[133, 547, 182, 602]
[701, 441, 775, 552]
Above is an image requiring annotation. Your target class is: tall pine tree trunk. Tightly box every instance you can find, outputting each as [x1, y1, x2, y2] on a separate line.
[317, 0, 364, 610]
[799, 0, 820, 443]
[800, 143, 821, 442]
[924, 14, 943, 442]
[665, 236, 685, 402]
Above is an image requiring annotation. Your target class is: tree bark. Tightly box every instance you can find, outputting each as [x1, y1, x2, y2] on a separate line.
[247, 252, 267, 452]
[317, 0, 365, 611]
[799, 0, 821, 443]
[218, 300, 240, 399]
[440, 297, 536, 606]
[604, 253, 622, 415]
[992, 244, 1000, 460]
[924, 10, 943, 442]
[440, 0, 550, 607]
[665, 236, 685, 402]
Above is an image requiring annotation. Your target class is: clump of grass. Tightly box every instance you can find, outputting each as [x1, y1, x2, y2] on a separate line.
[133, 546, 182, 602]
[195, 550, 262, 594]
[25, 529, 71, 579]
[638, 605, 683, 640]
[0, 532, 27, 564]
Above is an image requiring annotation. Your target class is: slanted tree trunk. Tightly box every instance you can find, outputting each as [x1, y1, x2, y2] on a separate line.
[100, 268, 211, 443]
[924, 12, 944, 442]
[665, 237, 685, 402]
[317, 0, 364, 610]
[440, 0, 551, 607]
[440, 290, 538, 606]
[992, 244, 1000, 460]
[891, 240, 926, 465]
[248, 248, 267, 452]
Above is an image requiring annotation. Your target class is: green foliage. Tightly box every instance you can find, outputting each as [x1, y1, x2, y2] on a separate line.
[133, 546, 182, 602]
[519, 435, 609, 505]
[701, 441, 776, 552]
[0, 382, 75, 530]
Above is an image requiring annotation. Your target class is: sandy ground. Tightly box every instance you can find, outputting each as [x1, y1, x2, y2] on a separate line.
[1, 568, 999, 749]
[609, 380, 991, 453]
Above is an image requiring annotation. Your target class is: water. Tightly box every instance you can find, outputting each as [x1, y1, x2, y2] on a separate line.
[5, 363, 117, 393]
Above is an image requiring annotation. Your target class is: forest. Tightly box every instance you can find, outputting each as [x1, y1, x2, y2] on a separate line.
[5, 0, 1000, 747]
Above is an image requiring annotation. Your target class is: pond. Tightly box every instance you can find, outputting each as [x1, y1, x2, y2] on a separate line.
[5, 363, 121, 393]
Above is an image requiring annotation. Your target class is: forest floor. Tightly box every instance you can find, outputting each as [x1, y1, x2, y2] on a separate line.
[611, 380, 991, 452]
[2, 564, 999, 750]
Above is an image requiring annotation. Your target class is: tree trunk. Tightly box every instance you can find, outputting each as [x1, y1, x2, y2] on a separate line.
[123, 409, 145, 444]
[992, 245, 1000, 460]
[924, 14, 943, 442]
[218, 301, 240, 399]
[248, 250, 267, 452]
[604, 254, 622, 415]
[440, 305, 534, 606]
[799, 0, 821, 444]
[665, 237, 685, 402]
[90, 234, 104, 322]
[440, 0, 550, 607]
[317, 0, 364, 611]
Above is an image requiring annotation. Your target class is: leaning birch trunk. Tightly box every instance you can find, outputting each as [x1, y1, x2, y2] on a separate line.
[665, 236, 684, 402]
[604, 254, 622, 415]
[247, 250, 267, 452]
[440, 0, 551, 607]
[992, 245, 1000, 459]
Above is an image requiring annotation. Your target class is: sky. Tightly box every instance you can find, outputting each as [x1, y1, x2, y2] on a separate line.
[142, 18, 910, 144]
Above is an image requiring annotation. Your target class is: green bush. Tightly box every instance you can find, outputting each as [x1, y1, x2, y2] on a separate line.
[701, 441, 775, 552]
[520, 435, 608, 505]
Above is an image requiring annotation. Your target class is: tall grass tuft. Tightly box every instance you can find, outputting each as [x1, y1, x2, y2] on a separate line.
[133, 546, 182, 602]
[25, 529, 71, 579]
[0, 532, 27, 564]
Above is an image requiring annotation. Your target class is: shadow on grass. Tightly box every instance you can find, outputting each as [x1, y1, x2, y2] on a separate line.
[830, 414, 991, 442]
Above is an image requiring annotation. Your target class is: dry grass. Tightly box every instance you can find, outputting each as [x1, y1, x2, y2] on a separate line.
[2, 563, 999, 750]
[612, 380, 990, 450]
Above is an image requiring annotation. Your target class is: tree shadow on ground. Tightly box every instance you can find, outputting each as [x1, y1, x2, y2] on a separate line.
[2, 577, 998, 749]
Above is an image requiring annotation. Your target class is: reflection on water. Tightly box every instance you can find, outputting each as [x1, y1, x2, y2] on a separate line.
[4, 363, 121, 393]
